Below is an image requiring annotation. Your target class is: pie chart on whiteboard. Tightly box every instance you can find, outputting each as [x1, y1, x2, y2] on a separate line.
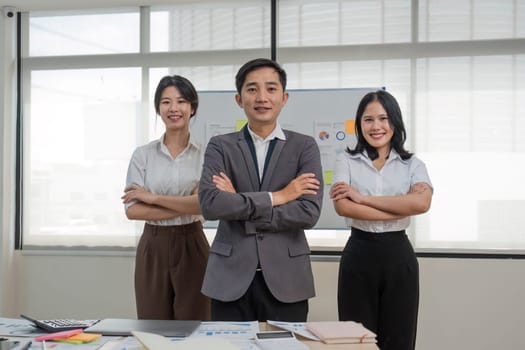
[318, 131, 330, 141]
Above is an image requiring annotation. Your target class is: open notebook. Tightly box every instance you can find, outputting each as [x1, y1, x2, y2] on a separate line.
[83, 318, 200, 337]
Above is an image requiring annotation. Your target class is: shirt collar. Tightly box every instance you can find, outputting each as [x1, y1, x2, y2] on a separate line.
[349, 148, 406, 163]
[159, 133, 202, 155]
[247, 122, 286, 143]
[387, 148, 403, 162]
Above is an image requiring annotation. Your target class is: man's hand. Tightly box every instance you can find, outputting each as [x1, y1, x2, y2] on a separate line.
[213, 172, 236, 193]
[272, 173, 320, 206]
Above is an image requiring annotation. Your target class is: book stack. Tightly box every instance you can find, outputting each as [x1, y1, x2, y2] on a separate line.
[305, 321, 377, 344]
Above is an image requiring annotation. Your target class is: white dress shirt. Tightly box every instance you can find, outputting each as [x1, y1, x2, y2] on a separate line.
[332, 148, 433, 232]
[125, 133, 203, 226]
[247, 123, 286, 204]
[247, 123, 286, 182]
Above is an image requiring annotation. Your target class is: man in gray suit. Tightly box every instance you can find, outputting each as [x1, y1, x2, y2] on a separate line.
[199, 58, 323, 322]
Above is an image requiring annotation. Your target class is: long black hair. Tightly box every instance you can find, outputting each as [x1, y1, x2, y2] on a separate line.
[347, 90, 412, 161]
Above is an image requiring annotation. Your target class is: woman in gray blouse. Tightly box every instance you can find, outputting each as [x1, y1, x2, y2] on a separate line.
[122, 75, 210, 321]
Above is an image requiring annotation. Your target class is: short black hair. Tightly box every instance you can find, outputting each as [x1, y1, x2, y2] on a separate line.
[235, 58, 287, 94]
[153, 75, 199, 117]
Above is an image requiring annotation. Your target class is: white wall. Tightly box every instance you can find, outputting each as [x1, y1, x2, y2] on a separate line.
[8, 253, 525, 350]
[0, 10, 5, 319]
[0, 10, 18, 318]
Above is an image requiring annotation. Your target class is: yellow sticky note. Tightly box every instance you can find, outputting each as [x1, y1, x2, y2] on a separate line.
[56, 339, 84, 344]
[324, 170, 333, 185]
[345, 120, 356, 134]
[236, 119, 247, 131]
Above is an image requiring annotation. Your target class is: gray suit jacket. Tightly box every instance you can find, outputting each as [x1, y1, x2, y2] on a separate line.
[199, 126, 323, 303]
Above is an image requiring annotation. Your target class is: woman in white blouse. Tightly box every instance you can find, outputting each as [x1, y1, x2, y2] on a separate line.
[122, 75, 210, 320]
[330, 90, 432, 350]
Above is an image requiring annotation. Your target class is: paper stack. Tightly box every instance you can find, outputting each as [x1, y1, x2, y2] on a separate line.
[305, 321, 377, 344]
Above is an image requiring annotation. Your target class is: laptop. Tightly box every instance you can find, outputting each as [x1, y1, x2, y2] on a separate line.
[83, 318, 200, 337]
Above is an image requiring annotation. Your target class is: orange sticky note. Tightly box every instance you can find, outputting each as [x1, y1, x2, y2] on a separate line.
[345, 120, 356, 134]
[57, 332, 101, 344]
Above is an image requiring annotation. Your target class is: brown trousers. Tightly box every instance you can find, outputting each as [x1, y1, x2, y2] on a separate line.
[135, 221, 210, 320]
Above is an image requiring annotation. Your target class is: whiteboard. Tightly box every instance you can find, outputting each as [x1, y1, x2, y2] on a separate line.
[192, 88, 378, 229]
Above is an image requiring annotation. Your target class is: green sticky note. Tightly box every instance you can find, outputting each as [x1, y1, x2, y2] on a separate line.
[324, 170, 333, 185]
[236, 119, 247, 131]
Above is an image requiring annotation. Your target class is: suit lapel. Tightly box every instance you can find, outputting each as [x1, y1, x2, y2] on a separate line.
[237, 128, 260, 190]
[260, 138, 284, 191]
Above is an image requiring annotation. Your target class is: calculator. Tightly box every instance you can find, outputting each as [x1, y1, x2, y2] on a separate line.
[20, 314, 97, 332]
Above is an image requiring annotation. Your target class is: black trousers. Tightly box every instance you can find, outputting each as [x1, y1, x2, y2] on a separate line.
[338, 227, 419, 350]
[211, 270, 308, 322]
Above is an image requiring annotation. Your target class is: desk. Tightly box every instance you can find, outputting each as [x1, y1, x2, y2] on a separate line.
[0, 317, 379, 350]
[260, 323, 379, 350]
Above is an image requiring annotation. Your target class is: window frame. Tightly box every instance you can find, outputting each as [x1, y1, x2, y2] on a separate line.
[15, 1, 525, 255]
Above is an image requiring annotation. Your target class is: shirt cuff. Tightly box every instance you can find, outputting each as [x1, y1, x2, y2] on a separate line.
[268, 192, 273, 206]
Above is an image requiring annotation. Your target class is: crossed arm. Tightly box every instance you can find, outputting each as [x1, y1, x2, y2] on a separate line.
[210, 170, 321, 232]
[330, 181, 432, 221]
[199, 136, 323, 231]
[212, 171, 320, 207]
[122, 184, 201, 221]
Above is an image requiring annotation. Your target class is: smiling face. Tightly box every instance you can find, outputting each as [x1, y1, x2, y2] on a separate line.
[235, 66, 288, 135]
[360, 100, 394, 155]
[158, 85, 194, 132]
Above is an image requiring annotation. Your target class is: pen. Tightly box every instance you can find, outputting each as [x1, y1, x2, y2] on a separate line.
[42, 340, 46, 350]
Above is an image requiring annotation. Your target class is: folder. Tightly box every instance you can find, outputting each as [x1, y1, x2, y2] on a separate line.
[305, 321, 377, 344]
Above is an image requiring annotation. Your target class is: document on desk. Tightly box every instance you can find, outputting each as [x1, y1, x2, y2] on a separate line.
[96, 335, 259, 350]
[80, 321, 260, 350]
[0, 318, 45, 337]
[190, 321, 259, 340]
[133, 330, 246, 350]
[266, 320, 319, 341]
[97, 337, 144, 350]
[0, 340, 31, 350]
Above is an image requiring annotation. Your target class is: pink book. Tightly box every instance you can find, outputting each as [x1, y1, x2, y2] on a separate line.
[305, 321, 377, 344]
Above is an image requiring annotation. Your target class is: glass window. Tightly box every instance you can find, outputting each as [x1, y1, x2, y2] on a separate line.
[419, 0, 525, 42]
[150, 1, 270, 52]
[16, 3, 525, 253]
[29, 9, 140, 56]
[277, 1, 525, 252]
[413, 55, 525, 250]
[24, 68, 141, 247]
[279, 0, 411, 47]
